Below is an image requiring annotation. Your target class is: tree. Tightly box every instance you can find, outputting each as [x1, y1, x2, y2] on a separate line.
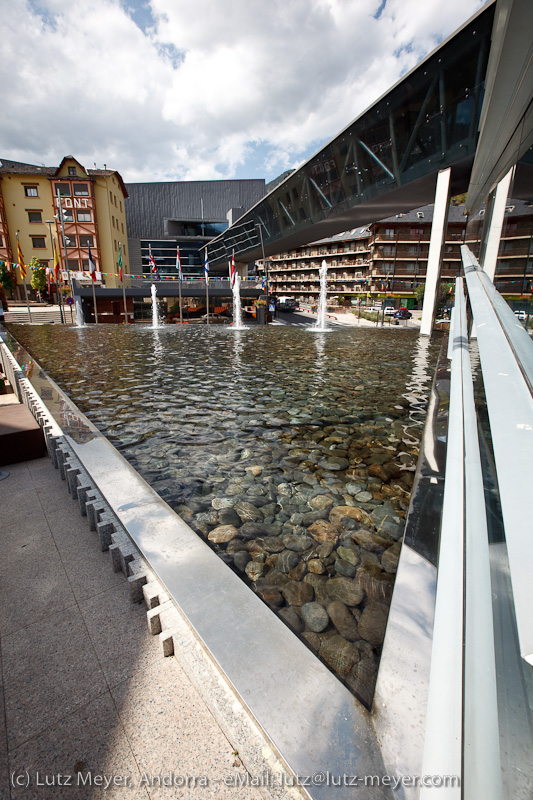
[0, 263, 16, 297]
[29, 257, 47, 297]
[415, 284, 425, 306]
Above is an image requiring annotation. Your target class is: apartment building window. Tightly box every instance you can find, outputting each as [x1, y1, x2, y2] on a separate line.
[65, 235, 77, 247]
[55, 184, 70, 196]
[112, 216, 115, 228]
[121, 222, 124, 233]
[119, 201, 122, 212]
[381, 262, 394, 273]
[24, 185, 38, 197]
[67, 259, 79, 270]
[76, 211, 92, 222]
[410, 228, 424, 238]
[62, 209, 74, 222]
[73, 183, 89, 196]
[81, 260, 89, 271]
[79, 235, 94, 248]
[381, 245, 395, 256]
[31, 237, 46, 249]
[384, 228, 395, 238]
[28, 211, 42, 223]
[68, 167, 77, 176]
[0, 236, 3, 246]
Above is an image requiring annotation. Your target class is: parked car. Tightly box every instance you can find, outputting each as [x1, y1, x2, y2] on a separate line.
[276, 296, 296, 312]
[393, 308, 412, 320]
[514, 310, 527, 320]
[200, 313, 231, 324]
[384, 307, 396, 316]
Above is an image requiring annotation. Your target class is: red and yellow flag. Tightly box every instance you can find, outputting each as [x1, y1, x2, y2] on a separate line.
[16, 232, 26, 280]
[53, 236, 60, 283]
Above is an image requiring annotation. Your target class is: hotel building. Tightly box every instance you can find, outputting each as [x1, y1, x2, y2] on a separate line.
[0, 156, 129, 299]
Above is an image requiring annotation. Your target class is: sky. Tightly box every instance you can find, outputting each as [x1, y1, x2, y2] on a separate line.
[0, 0, 489, 185]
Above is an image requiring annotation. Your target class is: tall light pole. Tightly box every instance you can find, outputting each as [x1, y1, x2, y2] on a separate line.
[256, 222, 269, 299]
[45, 219, 64, 323]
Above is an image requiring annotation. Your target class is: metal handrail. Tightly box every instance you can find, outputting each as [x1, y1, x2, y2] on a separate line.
[461, 245, 533, 666]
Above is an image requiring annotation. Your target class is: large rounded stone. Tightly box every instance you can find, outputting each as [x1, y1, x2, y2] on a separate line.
[232, 550, 251, 572]
[319, 635, 360, 677]
[358, 601, 389, 645]
[327, 601, 359, 641]
[217, 507, 242, 526]
[334, 558, 356, 578]
[326, 577, 365, 606]
[381, 540, 402, 573]
[245, 561, 264, 582]
[318, 457, 349, 471]
[308, 494, 334, 511]
[282, 534, 313, 552]
[357, 564, 395, 603]
[329, 505, 374, 531]
[303, 573, 329, 605]
[301, 602, 330, 633]
[350, 529, 388, 552]
[336, 546, 359, 565]
[281, 579, 314, 607]
[234, 501, 263, 522]
[262, 536, 286, 553]
[277, 549, 300, 574]
[307, 558, 326, 575]
[255, 585, 284, 607]
[307, 519, 339, 544]
[207, 525, 239, 544]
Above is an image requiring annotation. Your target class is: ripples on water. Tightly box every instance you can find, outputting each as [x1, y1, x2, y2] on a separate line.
[9, 323, 440, 705]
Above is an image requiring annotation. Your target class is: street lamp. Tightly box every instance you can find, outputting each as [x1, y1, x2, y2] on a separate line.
[45, 220, 64, 323]
[255, 222, 269, 304]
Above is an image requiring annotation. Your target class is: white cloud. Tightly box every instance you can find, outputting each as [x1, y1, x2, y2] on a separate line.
[0, 0, 488, 182]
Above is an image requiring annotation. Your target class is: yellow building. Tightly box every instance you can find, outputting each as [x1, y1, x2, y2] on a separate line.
[0, 156, 129, 298]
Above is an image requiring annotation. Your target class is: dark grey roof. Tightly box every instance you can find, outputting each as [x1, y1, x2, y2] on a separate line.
[310, 226, 371, 246]
[0, 158, 55, 175]
[125, 179, 266, 239]
[376, 203, 468, 225]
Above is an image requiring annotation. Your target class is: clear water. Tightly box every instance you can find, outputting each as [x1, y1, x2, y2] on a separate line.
[8, 323, 440, 705]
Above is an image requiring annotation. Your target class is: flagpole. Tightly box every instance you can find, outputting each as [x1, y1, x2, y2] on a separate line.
[92, 281, 98, 323]
[119, 243, 128, 324]
[15, 232, 32, 322]
[88, 245, 98, 323]
[204, 250, 209, 325]
[176, 246, 183, 325]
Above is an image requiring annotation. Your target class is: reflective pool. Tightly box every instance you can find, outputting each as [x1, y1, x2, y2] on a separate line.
[8, 323, 440, 706]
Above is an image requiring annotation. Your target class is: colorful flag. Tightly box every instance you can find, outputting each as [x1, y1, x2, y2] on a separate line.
[229, 251, 236, 286]
[53, 236, 60, 283]
[16, 232, 26, 279]
[88, 245, 96, 282]
[149, 244, 158, 277]
[204, 250, 209, 280]
[118, 243, 123, 282]
[176, 246, 183, 281]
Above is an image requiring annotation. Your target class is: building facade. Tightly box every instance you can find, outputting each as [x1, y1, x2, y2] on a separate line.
[125, 179, 266, 281]
[0, 156, 129, 298]
[266, 201, 533, 311]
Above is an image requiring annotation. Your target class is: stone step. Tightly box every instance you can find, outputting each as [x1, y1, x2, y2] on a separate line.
[0, 402, 47, 465]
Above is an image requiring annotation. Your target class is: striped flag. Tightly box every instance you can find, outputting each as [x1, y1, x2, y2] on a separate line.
[176, 246, 183, 281]
[88, 245, 96, 282]
[118, 242, 123, 282]
[149, 244, 159, 278]
[229, 251, 236, 286]
[204, 250, 209, 280]
[16, 232, 26, 279]
[53, 236, 60, 283]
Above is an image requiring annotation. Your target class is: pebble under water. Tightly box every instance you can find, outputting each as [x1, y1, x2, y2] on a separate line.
[9, 323, 440, 707]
